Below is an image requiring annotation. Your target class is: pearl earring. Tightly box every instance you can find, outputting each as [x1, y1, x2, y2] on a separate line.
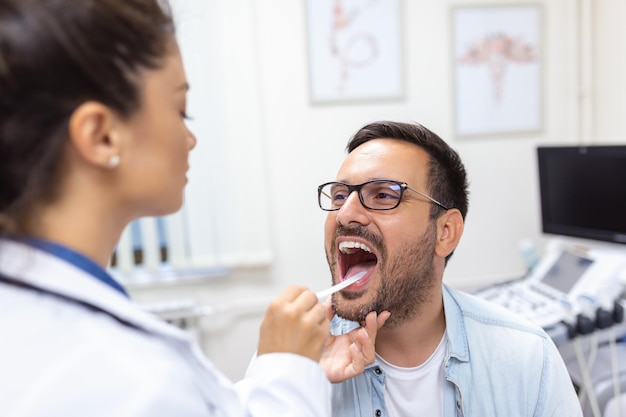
[108, 155, 120, 168]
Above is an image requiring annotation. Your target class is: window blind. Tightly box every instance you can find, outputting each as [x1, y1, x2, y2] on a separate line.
[109, 0, 273, 286]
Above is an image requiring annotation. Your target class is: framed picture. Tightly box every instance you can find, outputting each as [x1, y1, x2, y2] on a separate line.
[452, 4, 543, 137]
[305, 0, 404, 104]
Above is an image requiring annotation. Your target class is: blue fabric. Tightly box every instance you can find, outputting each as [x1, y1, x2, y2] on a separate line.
[25, 237, 128, 297]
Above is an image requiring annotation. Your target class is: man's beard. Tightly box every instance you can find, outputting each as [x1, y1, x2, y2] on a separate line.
[328, 221, 438, 328]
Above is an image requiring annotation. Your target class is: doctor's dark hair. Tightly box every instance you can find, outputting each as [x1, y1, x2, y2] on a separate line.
[0, 0, 175, 236]
[346, 121, 469, 263]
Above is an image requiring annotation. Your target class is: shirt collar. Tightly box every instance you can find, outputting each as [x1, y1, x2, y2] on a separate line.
[25, 237, 128, 298]
[442, 284, 470, 362]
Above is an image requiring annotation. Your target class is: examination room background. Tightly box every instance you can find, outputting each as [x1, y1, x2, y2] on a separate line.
[124, 0, 626, 382]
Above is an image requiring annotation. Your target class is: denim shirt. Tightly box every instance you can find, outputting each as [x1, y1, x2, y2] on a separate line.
[330, 284, 583, 417]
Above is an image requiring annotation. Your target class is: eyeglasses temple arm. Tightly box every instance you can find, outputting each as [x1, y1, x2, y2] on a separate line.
[405, 185, 450, 210]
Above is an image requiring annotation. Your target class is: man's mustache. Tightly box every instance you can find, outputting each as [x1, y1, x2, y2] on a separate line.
[335, 225, 384, 251]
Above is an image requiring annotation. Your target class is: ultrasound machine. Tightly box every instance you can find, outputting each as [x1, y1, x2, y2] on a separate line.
[475, 242, 626, 335]
[473, 145, 626, 417]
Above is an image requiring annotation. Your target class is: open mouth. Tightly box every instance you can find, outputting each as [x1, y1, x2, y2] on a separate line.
[337, 239, 378, 287]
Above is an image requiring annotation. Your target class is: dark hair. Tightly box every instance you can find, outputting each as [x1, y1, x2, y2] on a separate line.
[347, 121, 469, 263]
[0, 0, 175, 236]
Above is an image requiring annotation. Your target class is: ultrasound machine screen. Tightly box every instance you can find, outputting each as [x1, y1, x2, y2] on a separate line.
[540, 251, 593, 295]
[537, 145, 626, 244]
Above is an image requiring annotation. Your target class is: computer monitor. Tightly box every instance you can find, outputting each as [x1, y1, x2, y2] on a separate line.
[537, 145, 626, 244]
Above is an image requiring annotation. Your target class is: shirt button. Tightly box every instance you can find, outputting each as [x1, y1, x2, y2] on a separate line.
[375, 410, 382, 416]
[456, 400, 461, 409]
[374, 367, 382, 375]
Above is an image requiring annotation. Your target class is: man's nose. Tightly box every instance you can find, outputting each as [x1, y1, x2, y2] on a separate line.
[336, 190, 369, 226]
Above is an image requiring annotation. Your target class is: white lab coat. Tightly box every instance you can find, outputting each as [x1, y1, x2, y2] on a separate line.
[0, 239, 330, 417]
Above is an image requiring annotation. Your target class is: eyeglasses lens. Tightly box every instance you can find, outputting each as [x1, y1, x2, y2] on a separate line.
[319, 181, 403, 211]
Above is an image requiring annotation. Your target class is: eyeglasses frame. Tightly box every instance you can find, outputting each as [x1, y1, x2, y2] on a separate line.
[317, 179, 450, 212]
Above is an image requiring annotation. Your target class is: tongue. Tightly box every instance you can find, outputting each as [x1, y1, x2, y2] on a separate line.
[345, 263, 374, 281]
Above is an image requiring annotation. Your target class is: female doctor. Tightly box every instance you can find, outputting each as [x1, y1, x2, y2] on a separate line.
[0, 0, 386, 415]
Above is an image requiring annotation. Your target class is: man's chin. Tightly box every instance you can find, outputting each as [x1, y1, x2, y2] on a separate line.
[333, 301, 373, 324]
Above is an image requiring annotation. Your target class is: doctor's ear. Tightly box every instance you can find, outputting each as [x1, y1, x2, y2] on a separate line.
[68, 101, 121, 169]
[435, 209, 464, 258]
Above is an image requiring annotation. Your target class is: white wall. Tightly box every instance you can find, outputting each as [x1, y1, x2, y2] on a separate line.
[129, 0, 626, 382]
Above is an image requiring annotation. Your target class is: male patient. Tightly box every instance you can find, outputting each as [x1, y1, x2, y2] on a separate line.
[318, 120, 583, 416]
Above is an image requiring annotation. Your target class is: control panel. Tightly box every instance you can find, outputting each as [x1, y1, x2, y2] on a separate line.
[475, 240, 626, 337]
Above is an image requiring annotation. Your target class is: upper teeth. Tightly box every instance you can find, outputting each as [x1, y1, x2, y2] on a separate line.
[339, 241, 372, 254]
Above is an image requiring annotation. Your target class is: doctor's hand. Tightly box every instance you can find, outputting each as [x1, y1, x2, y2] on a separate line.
[257, 285, 330, 362]
[319, 298, 390, 383]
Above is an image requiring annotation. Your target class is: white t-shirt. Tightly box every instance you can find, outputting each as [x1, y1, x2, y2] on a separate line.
[376, 332, 447, 417]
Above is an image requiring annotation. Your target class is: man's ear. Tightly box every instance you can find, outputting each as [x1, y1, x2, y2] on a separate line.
[68, 101, 121, 169]
[435, 209, 464, 259]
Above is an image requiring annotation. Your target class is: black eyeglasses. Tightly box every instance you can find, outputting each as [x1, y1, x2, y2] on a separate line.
[317, 179, 450, 211]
